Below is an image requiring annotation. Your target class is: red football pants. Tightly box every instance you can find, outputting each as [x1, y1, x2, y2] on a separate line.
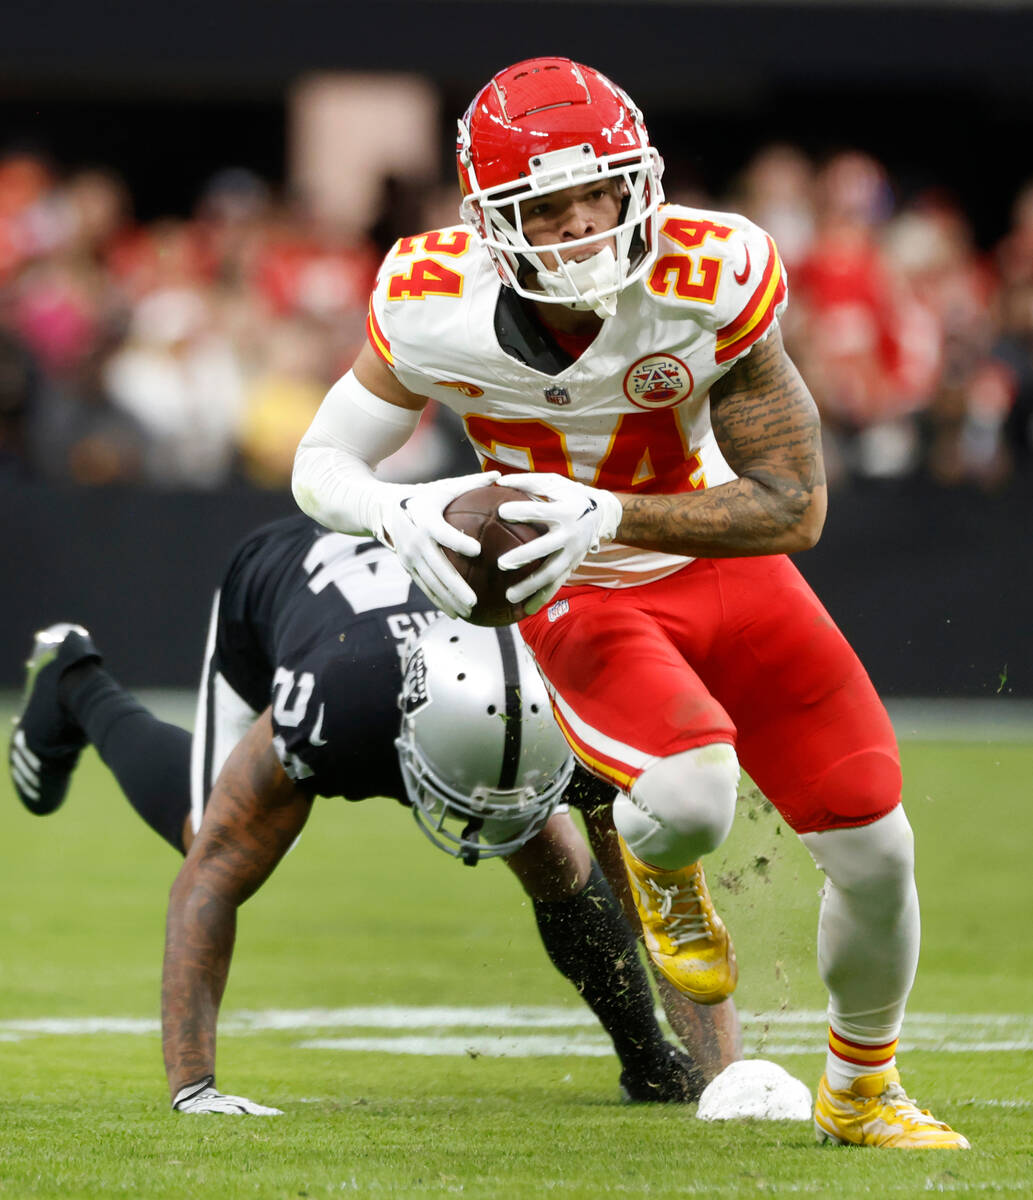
[519, 555, 901, 835]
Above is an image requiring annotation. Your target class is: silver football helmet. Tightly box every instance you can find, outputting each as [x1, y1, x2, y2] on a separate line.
[396, 617, 574, 865]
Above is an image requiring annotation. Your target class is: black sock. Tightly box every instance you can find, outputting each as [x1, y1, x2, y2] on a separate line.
[59, 663, 191, 854]
[532, 860, 669, 1067]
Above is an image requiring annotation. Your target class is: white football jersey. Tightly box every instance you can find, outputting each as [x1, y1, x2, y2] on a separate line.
[367, 204, 788, 588]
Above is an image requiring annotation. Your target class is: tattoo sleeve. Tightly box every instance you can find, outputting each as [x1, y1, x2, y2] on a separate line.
[615, 328, 828, 557]
[161, 709, 312, 1098]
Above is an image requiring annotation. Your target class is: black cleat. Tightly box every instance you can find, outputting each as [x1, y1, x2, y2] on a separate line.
[9, 623, 101, 815]
[619, 1046, 706, 1104]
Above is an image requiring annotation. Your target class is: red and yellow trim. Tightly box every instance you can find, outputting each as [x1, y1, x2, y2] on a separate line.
[829, 1028, 899, 1069]
[549, 703, 638, 793]
[714, 236, 786, 364]
[366, 301, 393, 366]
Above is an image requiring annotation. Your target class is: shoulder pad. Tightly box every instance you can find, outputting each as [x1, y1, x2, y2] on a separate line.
[651, 205, 788, 365]
[367, 225, 481, 370]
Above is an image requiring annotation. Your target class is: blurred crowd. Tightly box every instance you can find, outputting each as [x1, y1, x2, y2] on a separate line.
[2, 140, 1032, 494]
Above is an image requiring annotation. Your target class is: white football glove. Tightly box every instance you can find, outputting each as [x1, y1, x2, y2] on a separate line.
[375, 471, 501, 619]
[496, 473, 623, 614]
[172, 1076, 283, 1116]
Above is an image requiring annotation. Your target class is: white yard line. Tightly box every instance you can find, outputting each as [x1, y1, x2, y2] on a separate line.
[299, 1035, 617, 1057]
[1, 1007, 1030, 1055]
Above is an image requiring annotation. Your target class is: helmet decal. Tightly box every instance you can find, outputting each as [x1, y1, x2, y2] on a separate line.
[400, 646, 430, 715]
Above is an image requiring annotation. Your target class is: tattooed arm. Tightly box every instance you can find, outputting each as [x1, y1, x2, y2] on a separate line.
[615, 328, 828, 556]
[161, 708, 312, 1100]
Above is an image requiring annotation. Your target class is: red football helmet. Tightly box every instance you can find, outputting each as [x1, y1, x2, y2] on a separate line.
[457, 57, 664, 317]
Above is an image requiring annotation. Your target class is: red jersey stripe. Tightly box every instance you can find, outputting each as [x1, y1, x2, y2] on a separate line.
[715, 236, 786, 364]
[550, 704, 637, 793]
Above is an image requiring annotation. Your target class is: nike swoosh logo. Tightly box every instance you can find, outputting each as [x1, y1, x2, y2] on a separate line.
[734, 245, 751, 285]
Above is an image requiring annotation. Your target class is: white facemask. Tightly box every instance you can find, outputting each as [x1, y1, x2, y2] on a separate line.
[535, 246, 621, 320]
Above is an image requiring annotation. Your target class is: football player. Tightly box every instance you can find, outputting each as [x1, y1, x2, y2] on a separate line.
[291, 58, 968, 1148]
[9, 514, 739, 1114]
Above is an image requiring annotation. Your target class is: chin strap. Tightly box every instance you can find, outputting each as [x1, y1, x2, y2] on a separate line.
[460, 817, 484, 867]
[536, 247, 621, 319]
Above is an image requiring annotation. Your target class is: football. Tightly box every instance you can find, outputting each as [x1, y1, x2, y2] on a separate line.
[442, 484, 546, 626]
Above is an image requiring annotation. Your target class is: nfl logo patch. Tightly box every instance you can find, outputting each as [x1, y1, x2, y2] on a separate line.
[547, 599, 569, 622]
[544, 385, 571, 406]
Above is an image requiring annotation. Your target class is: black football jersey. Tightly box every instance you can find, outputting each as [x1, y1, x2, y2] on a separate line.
[214, 514, 441, 802]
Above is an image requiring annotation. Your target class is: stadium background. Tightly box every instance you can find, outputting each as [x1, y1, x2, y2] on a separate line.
[2, 8, 1031, 1193]
[2, 0, 1029, 701]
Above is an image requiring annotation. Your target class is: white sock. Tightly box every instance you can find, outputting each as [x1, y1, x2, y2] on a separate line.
[800, 807, 920, 1089]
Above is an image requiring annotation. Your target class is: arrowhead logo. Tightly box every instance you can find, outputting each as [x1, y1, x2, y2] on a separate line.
[436, 380, 485, 398]
[622, 353, 694, 409]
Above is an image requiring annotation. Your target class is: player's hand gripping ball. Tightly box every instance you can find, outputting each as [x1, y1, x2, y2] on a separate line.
[442, 485, 546, 626]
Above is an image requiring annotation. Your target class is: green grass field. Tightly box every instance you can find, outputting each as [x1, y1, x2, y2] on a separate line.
[2, 702, 1031, 1198]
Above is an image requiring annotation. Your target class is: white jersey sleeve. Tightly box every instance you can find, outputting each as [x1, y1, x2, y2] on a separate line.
[649, 207, 788, 369]
[366, 225, 485, 397]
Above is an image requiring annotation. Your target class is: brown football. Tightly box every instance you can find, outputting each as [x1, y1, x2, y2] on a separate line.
[442, 484, 546, 626]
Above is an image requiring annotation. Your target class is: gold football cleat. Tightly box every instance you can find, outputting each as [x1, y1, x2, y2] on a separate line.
[618, 837, 737, 1004]
[814, 1069, 970, 1149]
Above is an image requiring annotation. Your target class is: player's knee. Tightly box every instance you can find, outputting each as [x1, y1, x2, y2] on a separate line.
[619, 743, 739, 868]
[803, 804, 915, 898]
[860, 809, 916, 901]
